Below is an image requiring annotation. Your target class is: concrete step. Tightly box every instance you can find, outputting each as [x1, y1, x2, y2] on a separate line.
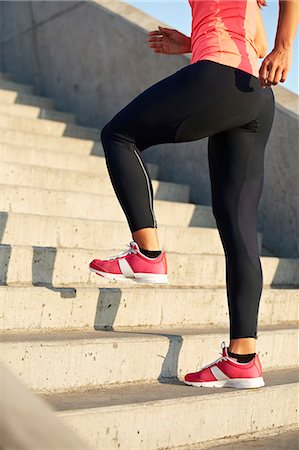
[1, 103, 76, 124]
[0, 89, 55, 109]
[0, 212, 262, 255]
[210, 429, 299, 450]
[1, 144, 159, 177]
[0, 72, 14, 82]
[0, 184, 217, 228]
[0, 244, 297, 287]
[1, 129, 102, 155]
[1, 326, 297, 392]
[1, 285, 297, 333]
[41, 368, 298, 450]
[2, 114, 101, 141]
[2, 161, 189, 203]
[0, 80, 33, 94]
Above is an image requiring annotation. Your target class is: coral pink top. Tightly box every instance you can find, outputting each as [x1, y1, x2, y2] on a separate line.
[188, 0, 259, 77]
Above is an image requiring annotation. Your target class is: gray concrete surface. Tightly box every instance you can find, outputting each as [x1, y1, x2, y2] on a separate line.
[210, 429, 298, 449]
[40, 368, 298, 450]
[0, 0, 298, 257]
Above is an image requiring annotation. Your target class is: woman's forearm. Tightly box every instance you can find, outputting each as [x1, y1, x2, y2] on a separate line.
[259, 0, 298, 86]
[274, 0, 299, 49]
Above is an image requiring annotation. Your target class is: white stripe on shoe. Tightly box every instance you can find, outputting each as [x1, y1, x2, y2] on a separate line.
[118, 258, 135, 278]
[211, 366, 230, 381]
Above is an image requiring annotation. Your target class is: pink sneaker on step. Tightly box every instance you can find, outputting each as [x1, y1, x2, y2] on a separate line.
[89, 241, 168, 284]
[184, 341, 265, 389]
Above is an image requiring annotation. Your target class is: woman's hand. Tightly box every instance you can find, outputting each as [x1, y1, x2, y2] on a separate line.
[147, 26, 191, 55]
[258, 0, 298, 87]
[259, 45, 293, 87]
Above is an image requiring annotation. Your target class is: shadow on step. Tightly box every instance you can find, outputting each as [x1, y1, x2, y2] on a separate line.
[0, 245, 12, 286]
[0, 212, 8, 242]
[93, 290, 184, 384]
[156, 333, 184, 384]
[270, 257, 299, 289]
[0, 213, 10, 285]
[32, 246, 77, 298]
[94, 288, 122, 331]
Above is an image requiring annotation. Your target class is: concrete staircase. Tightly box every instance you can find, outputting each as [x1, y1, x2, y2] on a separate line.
[0, 72, 298, 449]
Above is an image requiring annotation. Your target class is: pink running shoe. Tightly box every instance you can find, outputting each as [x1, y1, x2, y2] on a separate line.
[89, 241, 168, 284]
[184, 341, 265, 389]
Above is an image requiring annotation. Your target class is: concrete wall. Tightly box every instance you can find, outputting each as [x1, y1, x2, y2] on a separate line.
[1, 0, 298, 257]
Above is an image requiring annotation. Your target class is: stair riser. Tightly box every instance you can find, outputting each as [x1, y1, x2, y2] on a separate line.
[57, 383, 298, 450]
[1, 213, 261, 255]
[1, 131, 101, 155]
[1, 246, 297, 287]
[1, 146, 158, 177]
[0, 81, 33, 94]
[2, 330, 297, 392]
[0, 90, 55, 109]
[1, 287, 297, 332]
[2, 162, 189, 203]
[0, 185, 217, 228]
[1, 104, 76, 124]
[2, 114, 101, 141]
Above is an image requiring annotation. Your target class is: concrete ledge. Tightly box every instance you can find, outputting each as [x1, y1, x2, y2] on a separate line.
[0, 285, 297, 332]
[1, 129, 104, 156]
[0, 244, 298, 287]
[43, 369, 298, 450]
[2, 161, 189, 202]
[0, 211, 263, 255]
[1, 103, 76, 123]
[0, 88, 55, 109]
[0, 184, 215, 227]
[1, 145, 158, 178]
[1, 327, 297, 392]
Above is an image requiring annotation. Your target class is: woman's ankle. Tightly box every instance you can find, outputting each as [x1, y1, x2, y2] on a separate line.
[132, 227, 160, 250]
[228, 337, 257, 354]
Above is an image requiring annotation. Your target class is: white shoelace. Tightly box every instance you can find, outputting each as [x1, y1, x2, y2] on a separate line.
[198, 341, 228, 370]
[107, 242, 138, 260]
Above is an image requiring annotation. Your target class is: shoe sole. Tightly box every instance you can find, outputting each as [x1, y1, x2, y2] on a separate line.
[89, 266, 168, 284]
[184, 377, 265, 389]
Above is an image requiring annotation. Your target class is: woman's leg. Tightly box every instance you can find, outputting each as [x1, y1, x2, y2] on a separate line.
[100, 60, 253, 248]
[207, 85, 275, 351]
[100, 60, 275, 349]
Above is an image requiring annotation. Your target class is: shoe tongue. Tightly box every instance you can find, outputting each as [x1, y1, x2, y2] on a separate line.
[130, 241, 140, 251]
[222, 346, 229, 357]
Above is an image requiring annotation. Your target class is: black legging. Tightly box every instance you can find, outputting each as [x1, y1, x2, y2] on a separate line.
[101, 59, 275, 340]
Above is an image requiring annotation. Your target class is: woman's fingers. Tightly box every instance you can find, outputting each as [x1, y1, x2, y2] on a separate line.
[158, 26, 173, 35]
[148, 42, 164, 50]
[259, 47, 292, 87]
[148, 30, 162, 36]
[147, 37, 164, 48]
[147, 33, 168, 53]
[147, 36, 163, 43]
[280, 67, 289, 83]
[258, 60, 270, 87]
[266, 62, 278, 85]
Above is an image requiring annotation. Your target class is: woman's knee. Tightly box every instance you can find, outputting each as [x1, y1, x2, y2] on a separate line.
[100, 120, 115, 150]
[101, 115, 135, 150]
